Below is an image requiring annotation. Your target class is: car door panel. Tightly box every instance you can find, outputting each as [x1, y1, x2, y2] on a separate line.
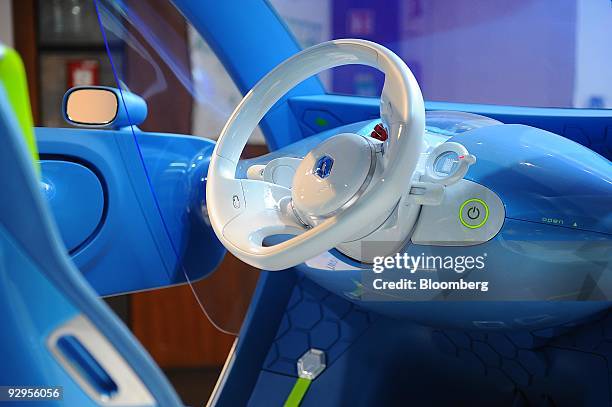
[36, 127, 224, 296]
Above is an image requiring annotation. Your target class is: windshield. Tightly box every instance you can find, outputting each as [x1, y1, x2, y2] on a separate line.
[270, 0, 612, 109]
[94, 0, 264, 336]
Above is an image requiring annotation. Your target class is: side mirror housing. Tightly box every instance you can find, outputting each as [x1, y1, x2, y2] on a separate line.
[62, 86, 147, 129]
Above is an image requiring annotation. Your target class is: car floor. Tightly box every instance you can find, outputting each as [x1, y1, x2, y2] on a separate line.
[164, 367, 222, 406]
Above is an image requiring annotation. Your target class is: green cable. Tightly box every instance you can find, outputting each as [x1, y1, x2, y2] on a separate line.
[283, 377, 312, 407]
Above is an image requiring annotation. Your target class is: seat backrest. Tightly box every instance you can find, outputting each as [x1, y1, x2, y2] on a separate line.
[0, 45, 182, 406]
[0, 44, 39, 171]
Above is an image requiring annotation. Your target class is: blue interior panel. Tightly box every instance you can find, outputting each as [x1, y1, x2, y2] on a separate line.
[288, 95, 612, 160]
[40, 160, 105, 253]
[35, 127, 225, 296]
[454, 124, 612, 234]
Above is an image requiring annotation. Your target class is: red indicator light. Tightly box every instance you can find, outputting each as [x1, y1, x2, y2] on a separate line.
[371, 123, 388, 141]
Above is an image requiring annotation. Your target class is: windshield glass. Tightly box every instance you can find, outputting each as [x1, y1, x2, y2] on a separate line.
[270, 0, 612, 109]
[94, 0, 264, 336]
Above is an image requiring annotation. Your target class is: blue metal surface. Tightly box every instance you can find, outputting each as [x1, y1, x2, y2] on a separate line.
[454, 124, 611, 235]
[0, 83, 181, 406]
[36, 127, 225, 295]
[40, 160, 104, 253]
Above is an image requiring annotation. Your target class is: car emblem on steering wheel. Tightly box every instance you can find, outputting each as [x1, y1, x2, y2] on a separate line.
[314, 155, 334, 179]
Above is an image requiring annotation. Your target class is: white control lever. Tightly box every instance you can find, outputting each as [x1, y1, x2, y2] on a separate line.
[247, 158, 302, 188]
[247, 165, 266, 180]
[406, 181, 444, 206]
[263, 157, 302, 188]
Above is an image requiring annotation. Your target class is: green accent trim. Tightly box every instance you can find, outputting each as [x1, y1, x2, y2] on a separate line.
[0, 46, 40, 176]
[459, 198, 490, 229]
[314, 117, 328, 127]
[284, 378, 311, 407]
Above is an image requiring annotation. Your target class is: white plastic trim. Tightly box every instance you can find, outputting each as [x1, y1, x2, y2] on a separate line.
[207, 39, 425, 270]
[423, 141, 476, 185]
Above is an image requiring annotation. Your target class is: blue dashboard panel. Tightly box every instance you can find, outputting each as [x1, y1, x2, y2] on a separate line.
[288, 95, 612, 160]
[453, 124, 612, 235]
[40, 160, 104, 253]
[239, 117, 611, 239]
[237, 118, 611, 317]
[36, 127, 225, 296]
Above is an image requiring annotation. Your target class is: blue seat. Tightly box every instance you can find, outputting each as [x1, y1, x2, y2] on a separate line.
[0, 46, 182, 406]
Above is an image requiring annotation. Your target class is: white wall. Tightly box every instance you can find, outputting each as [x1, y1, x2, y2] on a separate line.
[189, 0, 331, 145]
[0, 0, 14, 47]
[573, 0, 612, 108]
[188, 27, 266, 144]
[270, 0, 331, 88]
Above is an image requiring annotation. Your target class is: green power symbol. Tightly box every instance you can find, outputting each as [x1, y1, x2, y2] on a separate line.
[459, 198, 489, 229]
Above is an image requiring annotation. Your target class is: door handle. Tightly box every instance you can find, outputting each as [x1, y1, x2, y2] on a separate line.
[56, 335, 118, 399]
[48, 315, 155, 406]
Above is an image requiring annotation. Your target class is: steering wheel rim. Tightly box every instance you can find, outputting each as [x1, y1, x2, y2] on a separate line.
[207, 39, 425, 270]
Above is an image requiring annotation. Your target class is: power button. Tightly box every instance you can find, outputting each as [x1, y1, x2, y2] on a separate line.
[459, 198, 489, 229]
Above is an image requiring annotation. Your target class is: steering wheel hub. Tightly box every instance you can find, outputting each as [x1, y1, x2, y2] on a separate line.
[292, 133, 376, 224]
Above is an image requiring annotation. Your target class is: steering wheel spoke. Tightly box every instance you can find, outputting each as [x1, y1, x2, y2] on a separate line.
[222, 179, 304, 253]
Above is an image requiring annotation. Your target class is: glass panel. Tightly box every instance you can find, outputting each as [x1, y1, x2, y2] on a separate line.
[94, 0, 265, 144]
[36, 0, 121, 127]
[270, 0, 612, 109]
[38, 0, 103, 46]
[95, 0, 261, 335]
[39, 52, 120, 127]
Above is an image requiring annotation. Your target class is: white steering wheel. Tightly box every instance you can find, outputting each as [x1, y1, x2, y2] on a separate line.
[207, 39, 425, 270]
